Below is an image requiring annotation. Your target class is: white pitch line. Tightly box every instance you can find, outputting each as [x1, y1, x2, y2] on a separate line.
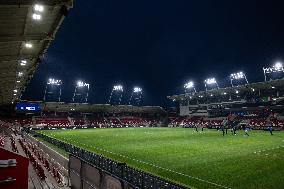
[255, 145, 284, 154]
[60, 136, 231, 189]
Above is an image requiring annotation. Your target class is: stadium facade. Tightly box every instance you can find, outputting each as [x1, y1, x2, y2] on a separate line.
[169, 79, 284, 117]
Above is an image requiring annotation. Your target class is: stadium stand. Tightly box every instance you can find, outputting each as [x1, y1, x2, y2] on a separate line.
[0, 0, 74, 188]
[168, 78, 284, 131]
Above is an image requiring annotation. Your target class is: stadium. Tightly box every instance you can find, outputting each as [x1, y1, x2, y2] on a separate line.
[0, 1, 284, 189]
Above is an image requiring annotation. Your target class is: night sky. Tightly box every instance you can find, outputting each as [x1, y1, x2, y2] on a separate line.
[22, 0, 284, 106]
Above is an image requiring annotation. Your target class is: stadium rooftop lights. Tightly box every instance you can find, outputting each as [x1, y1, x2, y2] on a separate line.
[77, 81, 89, 88]
[184, 81, 196, 93]
[25, 42, 33, 48]
[274, 61, 283, 70]
[263, 61, 284, 81]
[205, 78, 217, 85]
[32, 13, 41, 20]
[47, 78, 62, 85]
[133, 87, 142, 93]
[230, 71, 248, 87]
[184, 81, 194, 89]
[230, 72, 245, 80]
[204, 77, 219, 91]
[33, 4, 44, 20]
[20, 60, 27, 66]
[34, 4, 44, 12]
[113, 85, 123, 91]
[18, 72, 23, 77]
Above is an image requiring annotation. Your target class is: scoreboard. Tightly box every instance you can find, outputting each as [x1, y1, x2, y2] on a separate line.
[16, 102, 40, 112]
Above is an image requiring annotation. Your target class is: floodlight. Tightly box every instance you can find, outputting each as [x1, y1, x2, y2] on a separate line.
[134, 87, 142, 93]
[235, 90, 239, 94]
[263, 61, 284, 81]
[230, 71, 248, 87]
[77, 81, 89, 88]
[13, 89, 17, 93]
[109, 85, 124, 105]
[204, 77, 218, 91]
[274, 62, 283, 69]
[222, 92, 227, 95]
[16, 80, 20, 83]
[25, 43, 32, 48]
[47, 78, 62, 85]
[34, 4, 44, 12]
[32, 13, 41, 20]
[13, 93, 17, 96]
[230, 72, 245, 80]
[205, 78, 217, 85]
[184, 81, 194, 89]
[113, 85, 123, 91]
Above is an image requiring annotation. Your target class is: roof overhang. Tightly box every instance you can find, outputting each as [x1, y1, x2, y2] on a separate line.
[0, 0, 73, 105]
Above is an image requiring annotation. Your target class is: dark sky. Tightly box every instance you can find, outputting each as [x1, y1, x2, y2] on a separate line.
[22, 0, 284, 106]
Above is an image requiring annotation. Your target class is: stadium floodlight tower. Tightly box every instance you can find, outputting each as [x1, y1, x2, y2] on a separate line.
[108, 84, 124, 105]
[184, 81, 196, 93]
[204, 77, 219, 91]
[263, 61, 284, 81]
[128, 87, 143, 106]
[72, 81, 90, 103]
[43, 78, 62, 102]
[229, 71, 248, 87]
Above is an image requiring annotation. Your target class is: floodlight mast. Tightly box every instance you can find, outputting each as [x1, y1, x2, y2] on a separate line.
[108, 85, 124, 105]
[72, 81, 90, 102]
[43, 78, 62, 102]
[229, 72, 248, 87]
[128, 87, 143, 105]
[263, 62, 284, 81]
[204, 78, 219, 91]
[184, 81, 196, 93]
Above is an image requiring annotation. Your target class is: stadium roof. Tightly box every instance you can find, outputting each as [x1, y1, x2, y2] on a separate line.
[0, 0, 73, 105]
[168, 79, 284, 101]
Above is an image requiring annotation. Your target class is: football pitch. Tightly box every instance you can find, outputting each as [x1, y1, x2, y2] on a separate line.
[38, 128, 284, 189]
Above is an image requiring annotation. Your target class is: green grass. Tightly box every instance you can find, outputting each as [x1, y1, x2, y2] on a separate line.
[37, 128, 284, 189]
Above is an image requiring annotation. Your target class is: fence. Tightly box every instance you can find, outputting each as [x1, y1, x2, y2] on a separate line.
[29, 130, 189, 189]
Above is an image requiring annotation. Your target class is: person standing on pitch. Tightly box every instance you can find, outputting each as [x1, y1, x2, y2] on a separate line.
[244, 125, 250, 136]
[221, 125, 225, 136]
[232, 125, 237, 135]
[267, 122, 273, 135]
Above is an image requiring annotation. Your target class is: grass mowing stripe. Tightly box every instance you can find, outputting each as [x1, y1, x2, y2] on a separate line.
[38, 128, 284, 189]
[54, 134, 232, 189]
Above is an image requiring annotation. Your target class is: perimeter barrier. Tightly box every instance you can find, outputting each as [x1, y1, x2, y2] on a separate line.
[29, 130, 188, 189]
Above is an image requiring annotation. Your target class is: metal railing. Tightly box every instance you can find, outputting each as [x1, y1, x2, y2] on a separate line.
[29, 130, 188, 189]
